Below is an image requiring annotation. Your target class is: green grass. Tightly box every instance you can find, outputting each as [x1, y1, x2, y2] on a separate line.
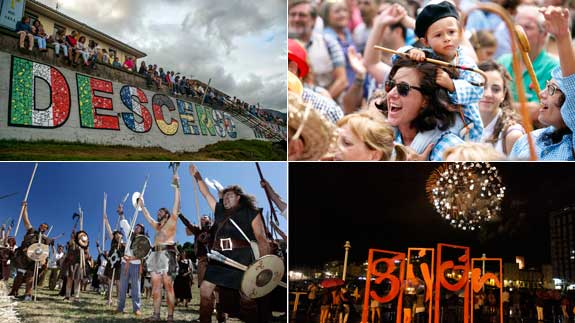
[0, 139, 286, 161]
[4, 277, 286, 322]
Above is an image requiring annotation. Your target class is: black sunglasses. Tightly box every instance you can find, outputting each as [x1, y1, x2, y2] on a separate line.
[385, 80, 422, 97]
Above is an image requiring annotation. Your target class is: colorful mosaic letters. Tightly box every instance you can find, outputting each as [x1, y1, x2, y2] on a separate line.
[119, 85, 152, 133]
[9, 56, 70, 127]
[6, 55, 249, 143]
[77, 74, 119, 130]
[152, 94, 178, 136]
[195, 104, 217, 136]
[176, 99, 200, 135]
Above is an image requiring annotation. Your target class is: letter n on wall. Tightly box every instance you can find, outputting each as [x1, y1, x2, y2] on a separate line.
[76, 74, 119, 130]
[9, 56, 70, 127]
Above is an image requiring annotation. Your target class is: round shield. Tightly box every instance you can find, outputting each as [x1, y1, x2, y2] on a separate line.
[26, 242, 49, 262]
[131, 235, 152, 259]
[75, 230, 89, 249]
[241, 255, 285, 299]
[132, 192, 143, 211]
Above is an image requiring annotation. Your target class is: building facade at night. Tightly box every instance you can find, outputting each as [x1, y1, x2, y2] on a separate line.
[550, 205, 575, 284]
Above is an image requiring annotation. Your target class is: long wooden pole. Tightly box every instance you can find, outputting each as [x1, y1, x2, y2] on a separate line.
[193, 178, 201, 225]
[14, 163, 38, 237]
[102, 193, 107, 248]
[373, 45, 488, 85]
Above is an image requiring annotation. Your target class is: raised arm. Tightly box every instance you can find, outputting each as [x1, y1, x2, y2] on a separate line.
[541, 7, 575, 77]
[103, 208, 113, 240]
[251, 212, 270, 257]
[172, 174, 181, 218]
[363, 4, 404, 84]
[189, 164, 217, 211]
[138, 197, 159, 230]
[22, 201, 32, 230]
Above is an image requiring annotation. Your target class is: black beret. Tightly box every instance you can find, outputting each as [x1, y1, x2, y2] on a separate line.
[415, 1, 460, 38]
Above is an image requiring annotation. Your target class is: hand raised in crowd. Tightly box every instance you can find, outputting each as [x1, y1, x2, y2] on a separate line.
[404, 144, 434, 161]
[436, 68, 455, 92]
[374, 3, 406, 28]
[407, 48, 426, 62]
[347, 47, 366, 78]
[189, 164, 199, 179]
[540, 6, 570, 38]
[137, 196, 145, 208]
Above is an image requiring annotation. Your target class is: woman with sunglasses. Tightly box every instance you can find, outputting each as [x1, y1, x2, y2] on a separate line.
[510, 7, 575, 160]
[478, 61, 525, 156]
[378, 57, 464, 160]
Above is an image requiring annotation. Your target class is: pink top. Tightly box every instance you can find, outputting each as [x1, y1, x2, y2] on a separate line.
[123, 58, 134, 69]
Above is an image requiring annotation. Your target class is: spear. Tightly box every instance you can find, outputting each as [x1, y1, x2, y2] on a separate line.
[14, 163, 38, 237]
[102, 192, 107, 248]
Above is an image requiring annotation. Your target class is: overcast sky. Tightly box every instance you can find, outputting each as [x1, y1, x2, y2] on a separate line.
[41, 0, 287, 112]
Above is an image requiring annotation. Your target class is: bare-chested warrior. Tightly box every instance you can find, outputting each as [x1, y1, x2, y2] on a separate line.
[139, 173, 180, 323]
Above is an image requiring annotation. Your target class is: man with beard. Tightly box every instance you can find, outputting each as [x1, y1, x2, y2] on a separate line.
[189, 164, 271, 323]
[289, 0, 348, 100]
[9, 202, 51, 300]
[139, 173, 180, 323]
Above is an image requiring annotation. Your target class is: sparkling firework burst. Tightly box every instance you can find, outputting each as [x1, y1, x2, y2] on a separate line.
[425, 163, 506, 231]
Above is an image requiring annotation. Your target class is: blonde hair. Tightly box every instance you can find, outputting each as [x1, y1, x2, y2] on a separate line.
[443, 142, 505, 161]
[337, 110, 401, 161]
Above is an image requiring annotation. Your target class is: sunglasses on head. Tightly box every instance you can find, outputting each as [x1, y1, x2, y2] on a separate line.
[385, 80, 422, 97]
[545, 80, 560, 96]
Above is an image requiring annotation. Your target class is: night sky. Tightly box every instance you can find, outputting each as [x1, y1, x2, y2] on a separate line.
[289, 163, 575, 269]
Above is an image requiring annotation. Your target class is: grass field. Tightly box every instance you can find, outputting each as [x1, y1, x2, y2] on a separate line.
[0, 139, 286, 161]
[1, 277, 285, 323]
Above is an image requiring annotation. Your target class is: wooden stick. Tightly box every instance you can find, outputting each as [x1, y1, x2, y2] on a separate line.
[102, 193, 106, 249]
[14, 163, 38, 237]
[373, 45, 488, 85]
[515, 25, 542, 101]
[193, 177, 202, 225]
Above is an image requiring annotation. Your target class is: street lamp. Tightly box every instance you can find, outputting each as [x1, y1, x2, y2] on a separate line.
[343, 241, 351, 281]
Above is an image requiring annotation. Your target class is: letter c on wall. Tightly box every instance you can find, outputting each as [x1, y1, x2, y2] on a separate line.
[151, 94, 178, 135]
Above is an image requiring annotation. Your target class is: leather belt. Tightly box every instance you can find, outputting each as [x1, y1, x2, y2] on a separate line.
[153, 244, 176, 252]
[212, 238, 251, 251]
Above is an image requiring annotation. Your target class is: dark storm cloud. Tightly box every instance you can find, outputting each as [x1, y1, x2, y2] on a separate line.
[52, 0, 286, 111]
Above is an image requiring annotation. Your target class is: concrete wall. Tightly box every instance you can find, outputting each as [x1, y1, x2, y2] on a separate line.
[0, 52, 265, 152]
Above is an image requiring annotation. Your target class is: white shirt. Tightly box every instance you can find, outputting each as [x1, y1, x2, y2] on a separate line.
[120, 218, 140, 264]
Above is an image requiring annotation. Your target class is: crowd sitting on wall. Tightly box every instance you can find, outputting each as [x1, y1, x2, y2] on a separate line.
[288, 0, 575, 161]
[14, 16, 285, 133]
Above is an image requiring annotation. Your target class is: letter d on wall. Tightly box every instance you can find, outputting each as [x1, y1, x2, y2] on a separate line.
[9, 56, 71, 127]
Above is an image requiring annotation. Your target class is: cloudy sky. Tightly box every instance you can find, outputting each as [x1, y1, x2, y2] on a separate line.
[42, 0, 287, 112]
